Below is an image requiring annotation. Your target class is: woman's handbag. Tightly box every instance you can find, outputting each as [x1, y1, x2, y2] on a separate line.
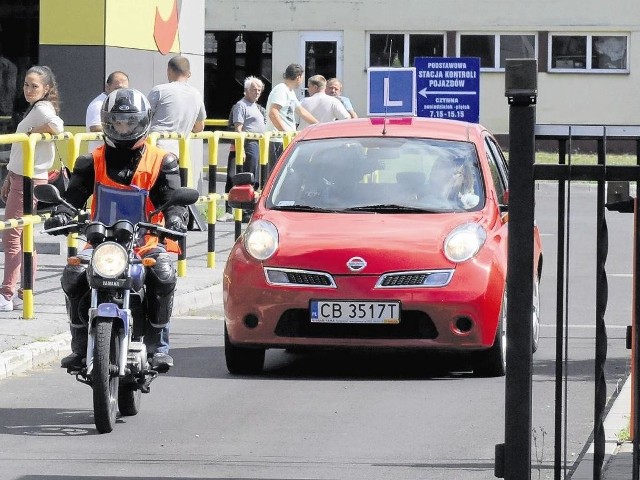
[36, 166, 70, 212]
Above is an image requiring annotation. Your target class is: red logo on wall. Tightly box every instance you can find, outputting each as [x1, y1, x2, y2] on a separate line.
[154, 0, 179, 55]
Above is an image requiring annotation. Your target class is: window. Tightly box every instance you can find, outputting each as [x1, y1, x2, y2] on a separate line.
[459, 34, 536, 70]
[550, 34, 628, 72]
[368, 33, 445, 67]
[484, 137, 508, 205]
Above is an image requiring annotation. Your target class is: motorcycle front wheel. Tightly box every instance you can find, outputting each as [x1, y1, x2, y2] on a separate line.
[93, 318, 120, 433]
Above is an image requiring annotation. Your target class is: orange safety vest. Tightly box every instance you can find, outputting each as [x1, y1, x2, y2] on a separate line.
[91, 144, 180, 254]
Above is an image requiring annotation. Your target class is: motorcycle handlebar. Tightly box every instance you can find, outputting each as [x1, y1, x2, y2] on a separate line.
[43, 221, 187, 241]
[137, 222, 188, 240]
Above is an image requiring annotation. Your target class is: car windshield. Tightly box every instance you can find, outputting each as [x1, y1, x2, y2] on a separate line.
[267, 137, 485, 213]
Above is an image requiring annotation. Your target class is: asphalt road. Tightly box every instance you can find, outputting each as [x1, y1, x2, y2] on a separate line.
[0, 182, 634, 480]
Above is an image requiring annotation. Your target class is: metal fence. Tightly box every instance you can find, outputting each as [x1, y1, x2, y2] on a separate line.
[500, 122, 640, 479]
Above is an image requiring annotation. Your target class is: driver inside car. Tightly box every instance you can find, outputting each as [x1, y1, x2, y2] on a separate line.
[44, 88, 189, 373]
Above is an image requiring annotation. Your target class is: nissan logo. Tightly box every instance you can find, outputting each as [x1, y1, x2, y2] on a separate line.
[347, 257, 367, 272]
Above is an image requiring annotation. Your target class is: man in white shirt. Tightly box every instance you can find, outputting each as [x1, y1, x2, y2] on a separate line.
[85, 71, 129, 152]
[265, 63, 318, 172]
[299, 75, 350, 129]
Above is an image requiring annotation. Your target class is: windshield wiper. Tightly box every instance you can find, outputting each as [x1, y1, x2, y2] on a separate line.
[342, 204, 442, 213]
[272, 204, 340, 213]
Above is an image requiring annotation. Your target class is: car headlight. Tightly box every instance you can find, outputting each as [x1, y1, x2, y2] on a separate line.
[91, 242, 128, 278]
[444, 222, 487, 263]
[243, 220, 279, 261]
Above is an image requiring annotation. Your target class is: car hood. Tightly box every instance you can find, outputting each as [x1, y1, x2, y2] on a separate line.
[257, 210, 486, 275]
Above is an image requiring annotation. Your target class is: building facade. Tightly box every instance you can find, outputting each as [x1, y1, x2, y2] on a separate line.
[0, 1, 636, 138]
[205, 0, 640, 134]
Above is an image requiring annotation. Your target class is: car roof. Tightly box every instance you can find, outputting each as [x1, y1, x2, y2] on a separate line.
[294, 117, 488, 143]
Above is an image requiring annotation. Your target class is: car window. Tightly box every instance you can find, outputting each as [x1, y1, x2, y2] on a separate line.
[484, 136, 508, 205]
[268, 137, 486, 212]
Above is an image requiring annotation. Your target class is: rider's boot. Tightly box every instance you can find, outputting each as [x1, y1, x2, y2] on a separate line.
[145, 253, 176, 373]
[149, 352, 174, 373]
[60, 262, 90, 369]
[60, 294, 88, 369]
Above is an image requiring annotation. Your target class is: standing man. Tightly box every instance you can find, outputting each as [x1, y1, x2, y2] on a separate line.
[265, 63, 317, 172]
[148, 55, 207, 190]
[223, 76, 266, 220]
[326, 77, 358, 118]
[299, 74, 349, 129]
[85, 70, 129, 151]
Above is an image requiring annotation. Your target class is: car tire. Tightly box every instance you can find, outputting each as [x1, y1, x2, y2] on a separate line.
[532, 276, 541, 354]
[474, 289, 507, 378]
[224, 324, 265, 375]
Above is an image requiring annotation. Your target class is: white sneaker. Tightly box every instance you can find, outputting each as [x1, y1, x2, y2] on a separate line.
[0, 295, 13, 312]
[218, 212, 234, 222]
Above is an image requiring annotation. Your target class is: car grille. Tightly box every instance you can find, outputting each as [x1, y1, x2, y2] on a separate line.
[274, 309, 438, 339]
[380, 273, 429, 286]
[286, 271, 332, 286]
[377, 269, 454, 288]
[264, 267, 335, 287]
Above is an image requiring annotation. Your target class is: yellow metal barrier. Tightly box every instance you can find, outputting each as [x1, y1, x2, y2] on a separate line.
[204, 119, 229, 128]
[0, 132, 72, 318]
[0, 125, 297, 318]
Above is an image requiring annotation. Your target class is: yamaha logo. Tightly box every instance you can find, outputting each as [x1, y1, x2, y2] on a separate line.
[119, 105, 131, 111]
[347, 257, 367, 272]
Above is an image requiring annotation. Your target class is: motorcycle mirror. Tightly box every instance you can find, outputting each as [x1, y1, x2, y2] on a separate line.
[34, 183, 62, 204]
[147, 187, 200, 220]
[34, 184, 79, 215]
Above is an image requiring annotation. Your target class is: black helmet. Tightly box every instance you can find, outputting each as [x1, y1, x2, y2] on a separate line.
[101, 88, 151, 149]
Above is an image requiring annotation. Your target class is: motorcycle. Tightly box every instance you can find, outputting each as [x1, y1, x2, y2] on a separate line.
[35, 183, 199, 433]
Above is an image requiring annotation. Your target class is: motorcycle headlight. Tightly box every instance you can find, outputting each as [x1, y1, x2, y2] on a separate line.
[91, 242, 128, 278]
[243, 220, 279, 261]
[444, 222, 487, 263]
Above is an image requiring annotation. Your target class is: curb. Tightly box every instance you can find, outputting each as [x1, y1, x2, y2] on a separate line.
[0, 282, 223, 381]
[0, 333, 70, 380]
[570, 374, 631, 479]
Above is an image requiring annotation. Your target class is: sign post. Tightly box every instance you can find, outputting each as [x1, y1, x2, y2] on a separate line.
[415, 57, 480, 123]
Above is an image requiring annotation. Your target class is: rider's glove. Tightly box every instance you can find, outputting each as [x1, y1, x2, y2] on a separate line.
[166, 215, 187, 233]
[44, 211, 72, 231]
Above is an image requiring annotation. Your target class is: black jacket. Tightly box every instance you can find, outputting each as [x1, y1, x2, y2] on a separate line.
[56, 144, 188, 224]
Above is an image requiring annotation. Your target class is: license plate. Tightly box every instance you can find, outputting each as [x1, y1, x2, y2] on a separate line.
[310, 300, 400, 324]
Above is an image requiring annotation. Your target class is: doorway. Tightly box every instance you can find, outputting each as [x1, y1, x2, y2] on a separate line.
[299, 32, 343, 98]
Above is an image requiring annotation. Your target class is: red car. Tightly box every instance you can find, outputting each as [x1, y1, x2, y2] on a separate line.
[223, 117, 543, 377]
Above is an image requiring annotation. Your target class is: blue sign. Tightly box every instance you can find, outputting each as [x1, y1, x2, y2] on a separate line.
[415, 57, 480, 123]
[367, 67, 416, 116]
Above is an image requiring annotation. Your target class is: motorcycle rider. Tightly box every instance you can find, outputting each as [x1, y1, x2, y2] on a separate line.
[44, 88, 189, 373]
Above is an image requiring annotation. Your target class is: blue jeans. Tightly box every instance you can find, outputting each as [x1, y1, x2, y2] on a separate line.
[145, 323, 170, 354]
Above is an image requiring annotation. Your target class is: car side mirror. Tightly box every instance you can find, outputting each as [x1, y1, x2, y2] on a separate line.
[228, 184, 256, 210]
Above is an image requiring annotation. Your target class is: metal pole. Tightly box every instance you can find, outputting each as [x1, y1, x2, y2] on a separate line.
[502, 59, 538, 480]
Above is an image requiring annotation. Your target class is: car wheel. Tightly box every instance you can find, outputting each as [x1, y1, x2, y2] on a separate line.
[224, 324, 265, 375]
[532, 276, 541, 354]
[474, 289, 507, 378]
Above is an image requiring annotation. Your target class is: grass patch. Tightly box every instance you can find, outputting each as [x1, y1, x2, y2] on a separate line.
[533, 152, 637, 166]
[617, 423, 631, 443]
[504, 151, 637, 166]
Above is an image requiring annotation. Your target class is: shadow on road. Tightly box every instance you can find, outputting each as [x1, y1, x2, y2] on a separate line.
[0, 407, 100, 436]
[166, 345, 483, 381]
